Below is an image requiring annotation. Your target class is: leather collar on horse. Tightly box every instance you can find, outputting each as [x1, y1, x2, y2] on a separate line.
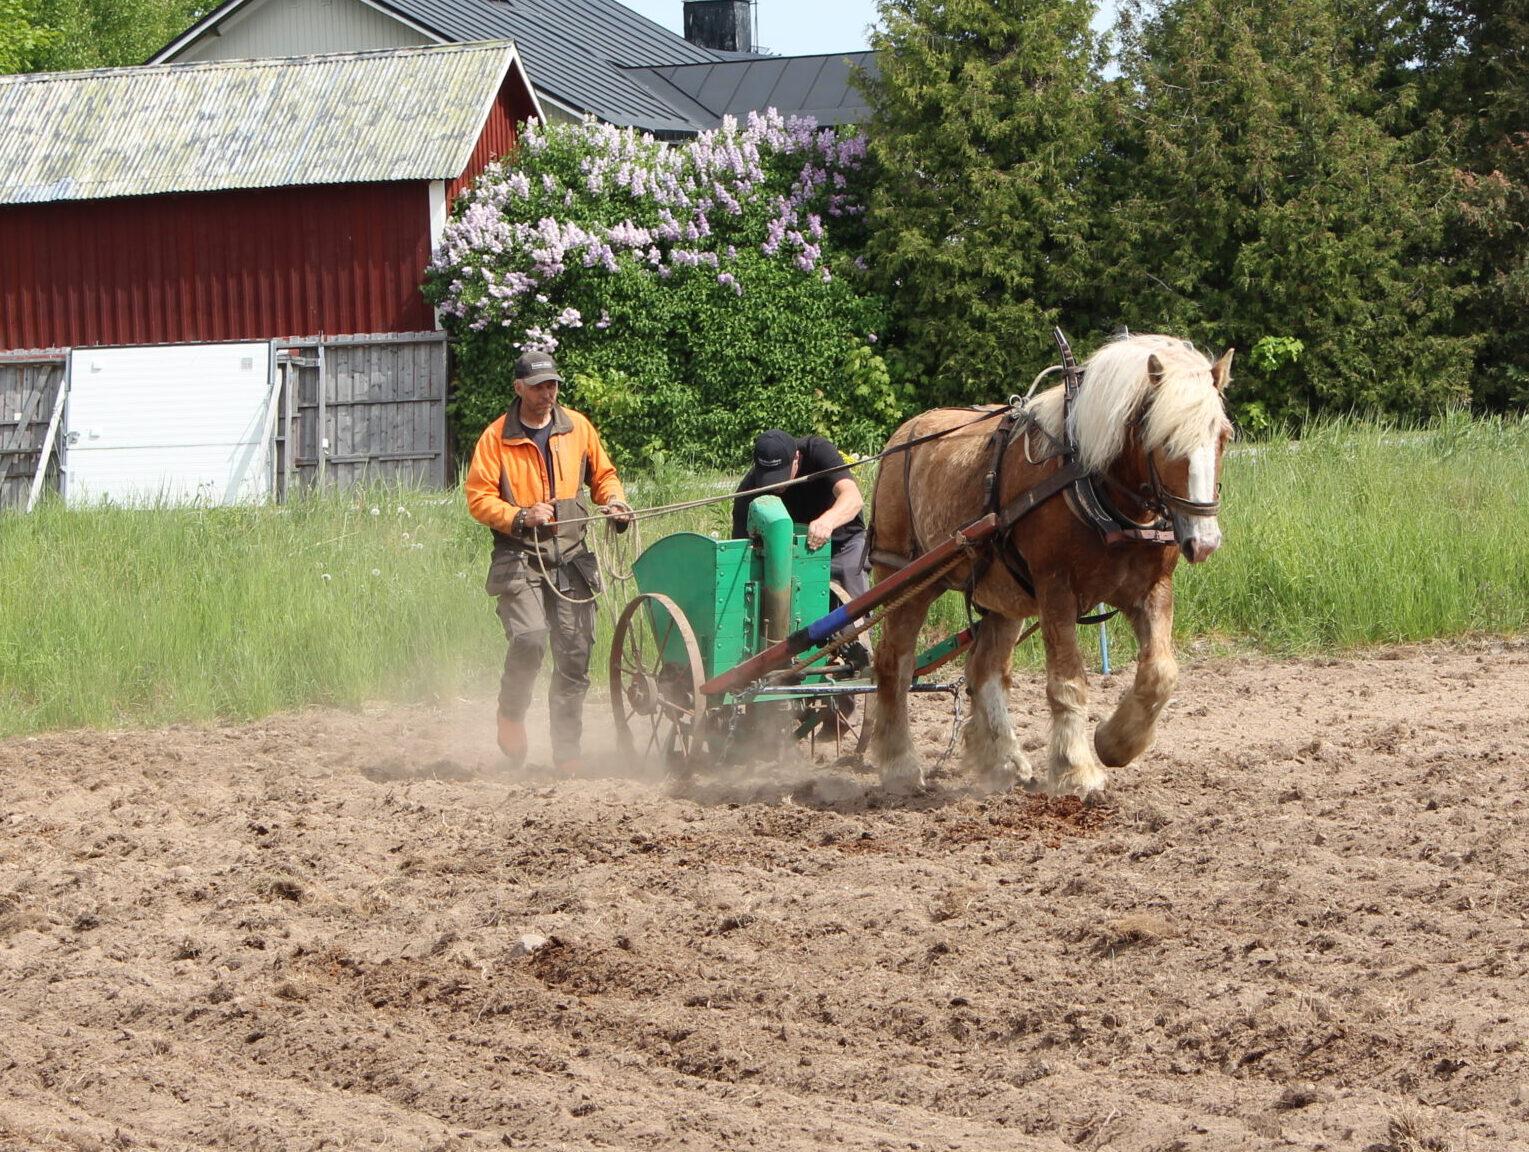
[870, 328, 1216, 598]
[974, 327, 1220, 600]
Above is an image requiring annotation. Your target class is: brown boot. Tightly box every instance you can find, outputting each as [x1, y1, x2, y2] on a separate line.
[555, 759, 581, 778]
[496, 715, 527, 765]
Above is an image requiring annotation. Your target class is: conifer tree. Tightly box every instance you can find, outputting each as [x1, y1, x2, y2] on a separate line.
[1405, 0, 1529, 406]
[1099, 0, 1475, 424]
[862, 0, 1105, 405]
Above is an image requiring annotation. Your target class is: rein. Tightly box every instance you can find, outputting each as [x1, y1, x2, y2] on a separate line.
[547, 406, 1014, 532]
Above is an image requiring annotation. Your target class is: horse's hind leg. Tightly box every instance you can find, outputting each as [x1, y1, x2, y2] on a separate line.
[962, 613, 1036, 793]
[869, 587, 941, 793]
[1037, 584, 1109, 798]
[1095, 581, 1178, 768]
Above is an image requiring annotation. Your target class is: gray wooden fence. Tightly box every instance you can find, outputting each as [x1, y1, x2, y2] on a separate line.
[0, 333, 451, 509]
[276, 332, 451, 497]
[0, 353, 67, 511]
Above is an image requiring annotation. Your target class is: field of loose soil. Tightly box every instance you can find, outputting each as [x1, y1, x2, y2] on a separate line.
[3, 642, 1528, 1151]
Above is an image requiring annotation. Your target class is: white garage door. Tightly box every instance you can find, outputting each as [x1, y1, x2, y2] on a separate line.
[64, 343, 277, 507]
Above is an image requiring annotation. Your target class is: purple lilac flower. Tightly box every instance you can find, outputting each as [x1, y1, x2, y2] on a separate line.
[434, 112, 873, 326]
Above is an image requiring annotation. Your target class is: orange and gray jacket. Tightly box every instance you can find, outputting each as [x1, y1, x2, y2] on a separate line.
[465, 401, 627, 594]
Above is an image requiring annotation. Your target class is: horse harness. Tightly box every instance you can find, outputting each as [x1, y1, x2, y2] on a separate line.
[873, 329, 1216, 606]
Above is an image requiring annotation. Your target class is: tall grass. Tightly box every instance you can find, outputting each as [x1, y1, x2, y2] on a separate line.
[0, 487, 494, 736]
[2, 414, 1527, 736]
[1179, 412, 1529, 651]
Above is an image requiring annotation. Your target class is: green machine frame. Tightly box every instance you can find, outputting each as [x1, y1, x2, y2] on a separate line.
[630, 496, 831, 696]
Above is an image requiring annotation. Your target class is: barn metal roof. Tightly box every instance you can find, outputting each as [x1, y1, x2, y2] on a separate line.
[0, 41, 525, 206]
[624, 51, 877, 129]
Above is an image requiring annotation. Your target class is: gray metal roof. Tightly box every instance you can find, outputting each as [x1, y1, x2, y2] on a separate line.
[625, 51, 877, 129]
[0, 41, 522, 206]
[153, 0, 867, 136]
[378, 0, 761, 133]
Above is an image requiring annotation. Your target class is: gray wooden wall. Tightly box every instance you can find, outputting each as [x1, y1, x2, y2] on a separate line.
[276, 333, 450, 497]
[1, 333, 450, 510]
[0, 355, 66, 511]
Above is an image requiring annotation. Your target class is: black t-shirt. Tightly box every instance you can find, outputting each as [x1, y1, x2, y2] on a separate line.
[731, 435, 865, 549]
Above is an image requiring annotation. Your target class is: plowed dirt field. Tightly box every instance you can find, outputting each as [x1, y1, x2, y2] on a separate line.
[4, 643, 1527, 1151]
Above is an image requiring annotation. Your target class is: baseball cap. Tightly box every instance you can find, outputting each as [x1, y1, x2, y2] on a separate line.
[513, 350, 561, 386]
[752, 429, 797, 488]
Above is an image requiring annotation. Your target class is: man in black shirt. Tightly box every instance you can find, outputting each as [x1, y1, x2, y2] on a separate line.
[732, 428, 868, 601]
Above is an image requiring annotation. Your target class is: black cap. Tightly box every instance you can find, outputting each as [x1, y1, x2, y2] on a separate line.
[513, 350, 561, 386]
[752, 429, 797, 488]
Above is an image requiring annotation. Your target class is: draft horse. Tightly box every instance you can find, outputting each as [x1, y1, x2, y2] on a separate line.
[868, 333, 1234, 797]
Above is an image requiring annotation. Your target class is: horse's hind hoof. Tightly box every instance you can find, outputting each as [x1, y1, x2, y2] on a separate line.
[975, 764, 1019, 795]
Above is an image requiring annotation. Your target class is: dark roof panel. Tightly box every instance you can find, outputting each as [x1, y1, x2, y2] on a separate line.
[381, 0, 767, 130]
[625, 51, 876, 129]
[155, 0, 873, 135]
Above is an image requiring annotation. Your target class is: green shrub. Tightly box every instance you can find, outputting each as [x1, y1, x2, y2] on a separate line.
[427, 114, 903, 470]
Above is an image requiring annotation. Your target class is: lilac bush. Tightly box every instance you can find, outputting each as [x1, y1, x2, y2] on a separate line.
[425, 111, 901, 466]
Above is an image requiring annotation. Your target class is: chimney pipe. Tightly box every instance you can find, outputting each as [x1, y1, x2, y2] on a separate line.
[683, 1, 754, 54]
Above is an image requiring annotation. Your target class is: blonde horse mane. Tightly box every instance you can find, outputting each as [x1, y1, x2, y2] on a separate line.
[1028, 334, 1230, 473]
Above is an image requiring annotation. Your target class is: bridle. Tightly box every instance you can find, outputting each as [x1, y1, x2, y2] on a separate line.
[1146, 448, 1222, 521]
[1056, 329, 1223, 543]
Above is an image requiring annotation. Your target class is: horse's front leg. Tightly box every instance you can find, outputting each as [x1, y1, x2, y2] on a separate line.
[1095, 579, 1178, 768]
[869, 589, 940, 793]
[961, 613, 1035, 793]
[1036, 583, 1108, 798]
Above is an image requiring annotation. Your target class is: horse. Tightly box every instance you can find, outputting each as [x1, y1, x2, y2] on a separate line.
[867, 333, 1233, 797]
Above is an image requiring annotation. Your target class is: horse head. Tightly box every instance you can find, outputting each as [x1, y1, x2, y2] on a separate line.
[1071, 337, 1234, 564]
[1142, 346, 1233, 563]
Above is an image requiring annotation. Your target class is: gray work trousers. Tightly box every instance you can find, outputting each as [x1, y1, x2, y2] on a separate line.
[495, 570, 597, 763]
[831, 530, 869, 603]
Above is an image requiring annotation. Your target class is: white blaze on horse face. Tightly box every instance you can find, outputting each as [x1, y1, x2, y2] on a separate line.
[1176, 438, 1223, 563]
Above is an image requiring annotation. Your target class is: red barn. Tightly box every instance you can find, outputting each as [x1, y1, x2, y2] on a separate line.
[0, 41, 540, 504]
[0, 40, 539, 349]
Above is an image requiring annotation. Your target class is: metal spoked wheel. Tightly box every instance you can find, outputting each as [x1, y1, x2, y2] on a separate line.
[609, 592, 706, 770]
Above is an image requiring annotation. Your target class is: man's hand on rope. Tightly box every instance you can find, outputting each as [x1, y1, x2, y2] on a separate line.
[602, 500, 634, 534]
[517, 501, 556, 535]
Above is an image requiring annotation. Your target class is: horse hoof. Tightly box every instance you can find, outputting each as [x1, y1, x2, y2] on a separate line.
[1095, 730, 1146, 768]
[1011, 751, 1037, 789]
[974, 769, 1013, 795]
[976, 755, 1031, 795]
[1048, 764, 1108, 800]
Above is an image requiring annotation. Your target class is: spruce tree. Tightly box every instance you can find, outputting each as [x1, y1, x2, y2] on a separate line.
[1101, 0, 1475, 424]
[1406, 0, 1529, 407]
[862, 0, 1105, 406]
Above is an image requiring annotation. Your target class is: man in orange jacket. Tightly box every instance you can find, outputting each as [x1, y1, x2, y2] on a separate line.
[465, 350, 632, 775]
